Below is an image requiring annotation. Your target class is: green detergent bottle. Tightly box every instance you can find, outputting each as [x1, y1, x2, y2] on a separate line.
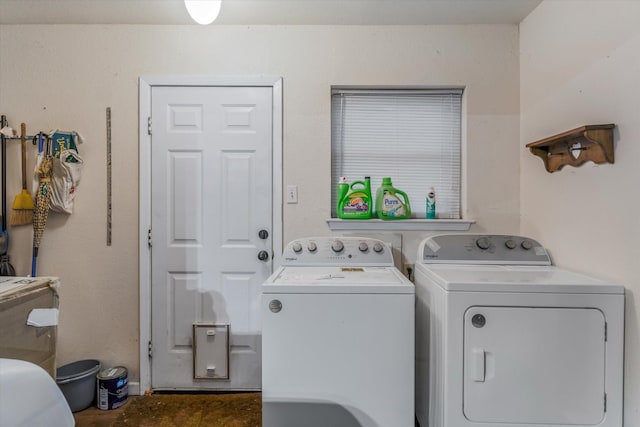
[336, 176, 373, 219]
[376, 177, 412, 219]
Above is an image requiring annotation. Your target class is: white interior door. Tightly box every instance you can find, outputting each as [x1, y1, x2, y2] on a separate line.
[150, 85, 273, 390]
[463, 306, 606, 425]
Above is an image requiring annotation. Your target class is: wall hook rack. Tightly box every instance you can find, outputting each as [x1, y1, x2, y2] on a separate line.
[526, 124, 615, 173]
[0, 125, 49, 145]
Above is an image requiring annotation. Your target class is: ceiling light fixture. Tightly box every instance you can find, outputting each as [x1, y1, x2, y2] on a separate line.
[184, 0, 222, 25]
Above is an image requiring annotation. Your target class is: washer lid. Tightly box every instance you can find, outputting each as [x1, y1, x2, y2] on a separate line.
[262, 266, 414, 294]
[418, 264, 624, 294]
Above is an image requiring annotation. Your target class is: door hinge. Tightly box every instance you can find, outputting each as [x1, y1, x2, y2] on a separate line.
[147, 116, 152, 135]
[148, 340, 153, 358]
[605, 322, 608, 342]
[604, 392, 607, 412]
[148, 228, 152, 248]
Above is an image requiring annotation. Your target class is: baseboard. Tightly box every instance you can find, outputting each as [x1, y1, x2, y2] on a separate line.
[128, 381, 141, 396]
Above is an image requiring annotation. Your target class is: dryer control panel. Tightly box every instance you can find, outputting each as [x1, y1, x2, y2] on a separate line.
[282, 237, 393, 266]
[420, 234, 551, 265]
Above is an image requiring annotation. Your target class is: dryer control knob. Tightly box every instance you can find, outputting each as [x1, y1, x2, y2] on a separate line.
[476, 237, 491, 250]
[358, 242, 369, 252]
[307, 242, 317, 252]
[373, 242, 384, 253]
[332, 240, 344, 253]
[292, 242, 303, 253]
[505, 239, 517, 249]
[521, 240, 533, 250]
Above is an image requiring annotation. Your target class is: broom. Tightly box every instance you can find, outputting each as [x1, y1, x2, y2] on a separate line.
[10, 123, 34, 226]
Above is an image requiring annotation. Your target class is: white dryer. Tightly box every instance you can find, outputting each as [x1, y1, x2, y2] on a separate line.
[414, 234, 624, 427]
[262, 237, 414, 427]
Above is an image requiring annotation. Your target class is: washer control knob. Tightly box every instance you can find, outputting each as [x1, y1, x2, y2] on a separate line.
[505, 239, 517, 249]
[331, 240, 344, 253]
[476, 237, 491, 250]
[521, 240, 534, 250]
[358, 242, 369, 252]
[291, 242, 303, 253]
[307, 242, 317, 252]
[373, 242, 384, 253]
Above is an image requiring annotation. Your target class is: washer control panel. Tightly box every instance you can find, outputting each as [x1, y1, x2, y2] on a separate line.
[420, 234, 551, 265]
[282, 237, 393, 266]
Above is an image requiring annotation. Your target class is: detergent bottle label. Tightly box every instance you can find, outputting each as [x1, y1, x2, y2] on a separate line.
[342, 193, 370, 214]
[381, 193, 406, 217]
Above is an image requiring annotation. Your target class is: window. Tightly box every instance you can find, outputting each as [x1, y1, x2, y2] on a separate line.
[331, 88, 462, 219]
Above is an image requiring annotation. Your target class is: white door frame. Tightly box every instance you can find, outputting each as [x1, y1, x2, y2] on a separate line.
[138, 76, 283, 394]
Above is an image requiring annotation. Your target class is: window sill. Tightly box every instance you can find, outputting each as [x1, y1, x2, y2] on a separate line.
[326, 218, 474, 231]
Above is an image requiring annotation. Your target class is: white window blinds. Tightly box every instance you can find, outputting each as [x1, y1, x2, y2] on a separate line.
[331, 88, 462, 219]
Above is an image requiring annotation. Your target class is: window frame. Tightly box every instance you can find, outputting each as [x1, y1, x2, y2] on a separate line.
[330, 86, 465, 221]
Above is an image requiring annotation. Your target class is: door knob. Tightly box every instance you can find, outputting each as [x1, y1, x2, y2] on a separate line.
[258, 250, 269, 261]
[258, 229, 269, 239]
[269, 299, 282, 313]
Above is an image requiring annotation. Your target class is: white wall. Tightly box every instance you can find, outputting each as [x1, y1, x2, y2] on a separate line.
[0, 24, 520, 385]
[520, 1, 640, 424]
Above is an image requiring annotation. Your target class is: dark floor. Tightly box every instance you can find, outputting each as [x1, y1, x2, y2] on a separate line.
[74, 398, 135, 427]
[74, 393, 262, 427]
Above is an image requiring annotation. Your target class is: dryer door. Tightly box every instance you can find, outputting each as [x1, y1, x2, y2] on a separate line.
[463, 306, 605, 425]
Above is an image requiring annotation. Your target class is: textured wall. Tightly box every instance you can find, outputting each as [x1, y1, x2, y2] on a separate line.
[0, 24, 520, 387]
[520, 1, 640, 424]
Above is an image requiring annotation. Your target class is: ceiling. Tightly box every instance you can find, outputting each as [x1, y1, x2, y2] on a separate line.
[0, 0, 542, 25]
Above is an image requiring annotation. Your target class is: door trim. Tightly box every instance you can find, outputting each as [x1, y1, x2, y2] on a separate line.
[138, 76, 283, 394]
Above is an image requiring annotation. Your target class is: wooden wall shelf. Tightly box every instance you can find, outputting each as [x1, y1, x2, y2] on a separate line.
[526, 124, 615, 173]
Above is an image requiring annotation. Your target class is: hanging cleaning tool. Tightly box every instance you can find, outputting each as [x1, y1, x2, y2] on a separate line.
[336, 176, 372, 219]
[32, 137, 52, 277]
[0, 115, 15, 276]
[10, 123, 34, 226]
[0, 116, 8, 251]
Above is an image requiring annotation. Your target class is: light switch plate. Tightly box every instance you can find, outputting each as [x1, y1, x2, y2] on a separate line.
[286, 185, 298, 204]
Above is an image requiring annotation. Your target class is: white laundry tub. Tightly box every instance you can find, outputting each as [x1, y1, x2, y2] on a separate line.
[0, 358, 74, 427]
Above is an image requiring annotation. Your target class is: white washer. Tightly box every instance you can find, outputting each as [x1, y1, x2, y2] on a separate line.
[262, 237, 415, 427]
[414, 234, 624, 427]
